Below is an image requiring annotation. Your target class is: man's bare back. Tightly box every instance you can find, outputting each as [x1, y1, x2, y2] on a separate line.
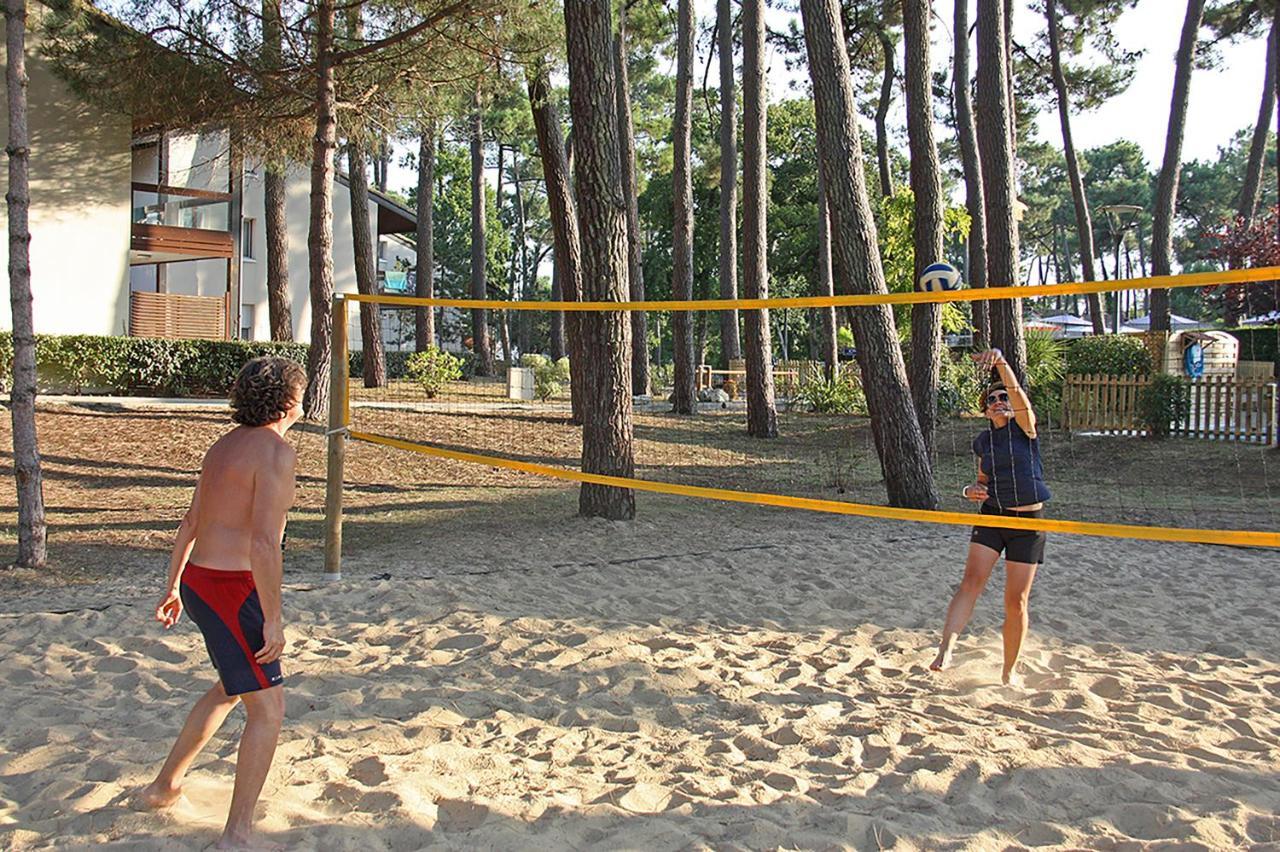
[188, 427, 297, 573]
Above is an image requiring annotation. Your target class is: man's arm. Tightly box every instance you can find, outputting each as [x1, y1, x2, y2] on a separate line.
[157, 477, 203, 628]
[248, 445, 297, 664]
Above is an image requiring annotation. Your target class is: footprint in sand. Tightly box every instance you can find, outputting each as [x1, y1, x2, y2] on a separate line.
[1088, 676, 1126, 700]
[96, 657, 138, 675]
[433, 633, 486, 652]
[732, 733, 779, 762]
[436, 798, 489, 832]
[1246, 813, 1280, 843]
[348, 756, 388, 786]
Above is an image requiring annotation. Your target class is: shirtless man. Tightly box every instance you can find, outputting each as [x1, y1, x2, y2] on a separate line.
[137, 356, 303, 850]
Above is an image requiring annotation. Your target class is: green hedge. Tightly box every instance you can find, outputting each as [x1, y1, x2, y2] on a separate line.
[1225, 326, 1280, 367]
[1063, 334, 1153, 376]
[348, 348, 416, 380]
[0, 332, 308, 396]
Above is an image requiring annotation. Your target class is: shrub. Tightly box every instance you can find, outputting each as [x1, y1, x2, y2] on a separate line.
[1225, 326, 1280, 368]
[0, 332, 309, 396]
[1023, 330, 1066, 423]
[650, 362, 674, 392]
[349, 349, 414, 380]
[1065, 334, 1152, 376]
[796, 371, 867, 414]
[405, 347, 462, 397]
[1137, 373, 1190, 439]
[937, 351, 984, 415]
[521, 353, 571, 402]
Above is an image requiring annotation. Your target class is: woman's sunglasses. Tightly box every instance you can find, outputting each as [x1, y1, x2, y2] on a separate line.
[986, 391, 1010, 406]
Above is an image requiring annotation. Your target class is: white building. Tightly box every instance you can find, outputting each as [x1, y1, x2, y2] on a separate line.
[1, 3, 417, 349]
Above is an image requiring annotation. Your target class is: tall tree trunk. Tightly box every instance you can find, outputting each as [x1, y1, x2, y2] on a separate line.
[262, 0, 292, 342]
[5, 0, 47, 568]
[343, 4, 384, 386]
[302, 0, 337, 420]
[347, 141, 386, 387]
[614, 8, 650, 395]
[511, 148, 532, 356]
[375, 134, 389, 193]
[564, 0, 636, 519]
[875, 23, 896, 199]
[495, 143, 512, 365]
[976, 0, 1026, 379]
[529, 63, 585, 424]
[816, 165, 839, 380]
[741, 0, 777, 437]
[903, 0, 942, 456]
[263, 167, 292, 341]
[953, 0, 989, 349]
[671, 0, 698, 414]
[550, 255, 566, 360]
[470, 93, 495, 375]
[1151, 0, 1205, 334]
[1046, 0, 1105, 334]
[800, 0, 940, 510]
[1239, 16, 1278, 223]
[415, 124, 435, 350]
[717, 0, 742, 369]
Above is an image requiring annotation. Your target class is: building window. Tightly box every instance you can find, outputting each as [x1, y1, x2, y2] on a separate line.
[242, 218, 255, 260]
[241, 304, 255, 340]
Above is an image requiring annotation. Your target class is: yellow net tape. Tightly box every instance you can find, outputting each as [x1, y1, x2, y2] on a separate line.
[348, 430, 1280, 549]
[339, 267, 1280, 548]
[344, 265, 1280, 312]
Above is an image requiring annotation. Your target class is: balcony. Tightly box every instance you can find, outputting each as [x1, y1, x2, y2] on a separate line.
[129, 182, 233, 265]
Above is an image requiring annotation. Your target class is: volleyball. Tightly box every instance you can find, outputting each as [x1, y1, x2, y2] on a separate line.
[917, 261, 963, 293]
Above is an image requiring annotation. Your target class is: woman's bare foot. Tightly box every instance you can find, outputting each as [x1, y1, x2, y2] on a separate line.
[930, 637, 956, 671]
[132, 781, 183, 811]
[1002, 667, 1024, 688]
[213, 831, 285, 851]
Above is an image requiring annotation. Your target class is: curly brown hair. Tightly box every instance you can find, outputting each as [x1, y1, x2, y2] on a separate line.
[230, 357, 307, 427]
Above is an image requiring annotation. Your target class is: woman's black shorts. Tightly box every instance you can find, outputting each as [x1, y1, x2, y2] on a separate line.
[970, 503, 1046, 564]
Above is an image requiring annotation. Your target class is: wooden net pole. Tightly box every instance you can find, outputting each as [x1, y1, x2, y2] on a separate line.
[324, 295, 348, 581]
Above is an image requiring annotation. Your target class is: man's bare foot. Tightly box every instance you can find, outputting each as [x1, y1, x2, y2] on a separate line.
[1002, 668, 1024, 688]
[213, 832, 285, 851]
[132, 781, 183, 811]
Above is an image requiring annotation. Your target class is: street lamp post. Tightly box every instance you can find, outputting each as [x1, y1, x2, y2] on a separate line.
[1098, 204, 1143, 333]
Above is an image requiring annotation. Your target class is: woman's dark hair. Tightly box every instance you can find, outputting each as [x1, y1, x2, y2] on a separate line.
[230, 357, 307, 426]
[980, 381, 1007, 412]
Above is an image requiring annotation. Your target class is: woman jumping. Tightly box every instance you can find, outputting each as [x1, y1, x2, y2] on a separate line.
[930, 348, 1051, 686]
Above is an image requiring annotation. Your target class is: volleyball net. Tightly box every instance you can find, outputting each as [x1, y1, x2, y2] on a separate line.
[320, 267, 1280, 575]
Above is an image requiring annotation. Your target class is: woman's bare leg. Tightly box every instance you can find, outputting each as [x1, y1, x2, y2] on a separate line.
[931, 543, 1001, 671]
[1002, 561, 1038, 686]
[138, 682, 241, 808]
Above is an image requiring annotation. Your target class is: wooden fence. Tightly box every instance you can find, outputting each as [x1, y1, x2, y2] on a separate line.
[129, 291, 228, 340]
[1062, 373, 1277, 444]
[696, 359, 831, 397]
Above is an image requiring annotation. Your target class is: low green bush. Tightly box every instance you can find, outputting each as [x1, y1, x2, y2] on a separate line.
[405, 347, 463, 397]
[796, 371, 867, 414]
[521, 353, 571, 402]
[348, 349, 414, 380]
[0, 332, 308, 396]
[1137, 373, 1191, 439]
[1024, 330, 1066, 424]
[937, 352, 984, 416]
[1065, 333, 1153, 377]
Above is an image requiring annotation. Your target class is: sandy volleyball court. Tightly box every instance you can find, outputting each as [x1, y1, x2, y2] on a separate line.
[2, 494, 1278, 850]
